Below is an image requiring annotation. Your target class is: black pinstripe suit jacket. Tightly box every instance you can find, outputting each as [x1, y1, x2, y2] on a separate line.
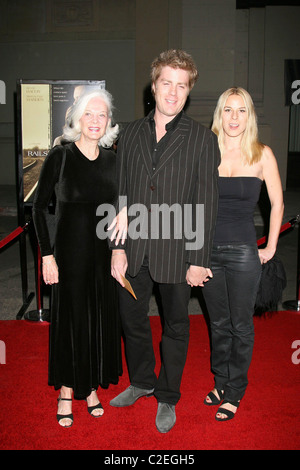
[116, 111, 220, 283]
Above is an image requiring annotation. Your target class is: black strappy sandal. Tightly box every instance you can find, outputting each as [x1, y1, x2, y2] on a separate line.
[86, 389, 104, 418]
[87, 401, 104, 417]
[57, 397, 73, 428]
[215, 400, 240, 421]
[204, 389, 224, 406]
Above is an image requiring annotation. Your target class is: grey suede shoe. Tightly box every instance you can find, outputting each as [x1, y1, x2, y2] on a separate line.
[155, 402, 176, 433]
[109, 385, 154, 407]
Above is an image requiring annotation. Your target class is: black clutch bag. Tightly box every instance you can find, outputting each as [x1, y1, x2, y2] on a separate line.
[254, 255, 287, 315]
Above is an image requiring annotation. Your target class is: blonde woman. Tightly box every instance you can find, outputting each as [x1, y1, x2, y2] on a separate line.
[202, 87, 284, 421]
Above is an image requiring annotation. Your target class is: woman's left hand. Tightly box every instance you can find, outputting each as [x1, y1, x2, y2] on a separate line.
[42, 255, 59, 284]
[258, 247, 276, 265]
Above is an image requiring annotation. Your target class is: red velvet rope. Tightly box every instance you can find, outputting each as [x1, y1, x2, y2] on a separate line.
[257, 218, 297, 247]
[0, 222, 30, 250]
[0, 217, 297, 250]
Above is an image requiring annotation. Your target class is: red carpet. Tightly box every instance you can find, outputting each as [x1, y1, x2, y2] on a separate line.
[0, 312, 299, 450]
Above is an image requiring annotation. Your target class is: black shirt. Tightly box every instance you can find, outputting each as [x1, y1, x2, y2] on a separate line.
[142, 110, 183, 264]
[148, 110, 183, 170]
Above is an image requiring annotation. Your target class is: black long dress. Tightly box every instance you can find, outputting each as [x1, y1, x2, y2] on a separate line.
[33, 142, 122, 399]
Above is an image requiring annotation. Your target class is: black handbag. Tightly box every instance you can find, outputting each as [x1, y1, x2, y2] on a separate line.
[45, 146, 67, 248]
[254, 255, 287, 315]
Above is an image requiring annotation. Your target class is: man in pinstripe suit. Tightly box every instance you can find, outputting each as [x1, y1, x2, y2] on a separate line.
[110, 50, 220, 433]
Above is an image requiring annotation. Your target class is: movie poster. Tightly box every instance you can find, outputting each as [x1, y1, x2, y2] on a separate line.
[19, 80, 105, 203]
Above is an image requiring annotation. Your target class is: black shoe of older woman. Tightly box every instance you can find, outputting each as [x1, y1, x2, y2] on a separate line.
[86, 389, 104, 417]
[57, 397, 73, 428]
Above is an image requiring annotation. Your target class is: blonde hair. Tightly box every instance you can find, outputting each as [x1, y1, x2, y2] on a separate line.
[212, 87, 264, 165]
[62, 89, 119, 148]
[150, 49, 199, 91]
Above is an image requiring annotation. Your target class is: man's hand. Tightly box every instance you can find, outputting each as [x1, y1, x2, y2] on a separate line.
[108, 206, 128, 246]
[186, 265, 212, 287]
[111, 250, 128, 287]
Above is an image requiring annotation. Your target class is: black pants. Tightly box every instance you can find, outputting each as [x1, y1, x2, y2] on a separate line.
[118, 264, 191, 405]
[202, 244, 261, 402]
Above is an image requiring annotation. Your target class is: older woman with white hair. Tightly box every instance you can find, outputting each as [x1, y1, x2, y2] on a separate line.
[33, 89, 122, 427]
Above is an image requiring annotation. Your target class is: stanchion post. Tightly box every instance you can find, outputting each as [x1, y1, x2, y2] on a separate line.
[0, 221, 35, 320]
[24, 242, 50, 322]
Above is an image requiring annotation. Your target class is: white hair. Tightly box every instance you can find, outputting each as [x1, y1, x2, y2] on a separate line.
[62, 89, 119, 148]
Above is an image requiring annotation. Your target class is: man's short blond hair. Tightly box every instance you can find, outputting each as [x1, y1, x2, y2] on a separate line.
[150, 49, 199, 91]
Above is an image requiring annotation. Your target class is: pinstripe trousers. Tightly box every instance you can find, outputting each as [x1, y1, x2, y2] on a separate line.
[118, 262, 191, 405]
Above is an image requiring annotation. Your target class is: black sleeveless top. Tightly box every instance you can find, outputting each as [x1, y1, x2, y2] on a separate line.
[213, 176, 262, 244]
